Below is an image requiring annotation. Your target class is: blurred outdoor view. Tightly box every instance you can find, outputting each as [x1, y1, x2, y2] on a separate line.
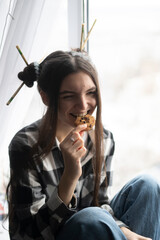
[89, 0, 160, 195]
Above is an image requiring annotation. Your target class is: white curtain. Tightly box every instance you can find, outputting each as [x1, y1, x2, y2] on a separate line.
[0, 0, 69, 191]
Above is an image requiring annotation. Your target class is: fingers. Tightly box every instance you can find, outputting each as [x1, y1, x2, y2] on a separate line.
[74, 123, 87, 132]
[60, 124, 87, 155]
[62, 124, 87, 144]
[77, 146, 86, 156]
[69, 135, 84, 154]
[60, 127, 86, 157]
[72, 137, 84, 149]
[70, 124, 87, 138]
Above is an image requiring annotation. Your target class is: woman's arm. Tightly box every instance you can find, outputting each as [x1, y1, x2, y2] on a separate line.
[8, 124, 87, 240]
[9, 146, 76, 240]
[58, 124, 87, 206]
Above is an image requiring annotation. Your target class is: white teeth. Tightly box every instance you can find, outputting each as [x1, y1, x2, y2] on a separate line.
[71, 111, 90, 118]
[78, 113, 87, 117]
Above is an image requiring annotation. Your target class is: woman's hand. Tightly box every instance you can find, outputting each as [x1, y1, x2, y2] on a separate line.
[58, 124, 87, 206]
[60, 124, 87, 181]
[121, 227, 152, 240]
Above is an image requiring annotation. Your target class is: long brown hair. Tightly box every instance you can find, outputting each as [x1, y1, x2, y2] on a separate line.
[33, 50, 104, 205]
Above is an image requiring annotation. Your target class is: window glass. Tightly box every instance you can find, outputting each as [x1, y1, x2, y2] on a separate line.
[89, 0, 160, 193]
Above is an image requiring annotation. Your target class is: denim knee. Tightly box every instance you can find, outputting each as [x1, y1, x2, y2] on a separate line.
[57, 207, 127, 240]
[69, 207, 112, 227]
[134, 174, 160, 197]
[110, 174, 160, 239]
[111, 174, 160, 219]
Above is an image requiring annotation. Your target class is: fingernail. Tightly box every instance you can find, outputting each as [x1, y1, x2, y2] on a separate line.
[79, 131, 84, 137]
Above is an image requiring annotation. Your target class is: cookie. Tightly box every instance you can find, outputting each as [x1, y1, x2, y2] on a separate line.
[74, 114, 95, 131]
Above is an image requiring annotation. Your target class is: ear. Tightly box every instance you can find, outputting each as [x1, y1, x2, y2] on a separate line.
[39, 90, 49, 106]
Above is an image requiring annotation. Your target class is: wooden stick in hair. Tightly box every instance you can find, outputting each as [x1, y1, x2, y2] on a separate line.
[80, 23, 85, 51]
[6, 46, 28, 106]
[81, 19, 97, 51]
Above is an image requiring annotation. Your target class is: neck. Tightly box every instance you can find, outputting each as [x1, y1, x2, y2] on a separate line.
[56, 124, 73, 142]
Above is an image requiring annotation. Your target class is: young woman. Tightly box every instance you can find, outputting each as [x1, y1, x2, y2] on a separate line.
[7, 50, 159, 240]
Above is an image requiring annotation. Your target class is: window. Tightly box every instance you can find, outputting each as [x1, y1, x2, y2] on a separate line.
[89, 0, 160, 193]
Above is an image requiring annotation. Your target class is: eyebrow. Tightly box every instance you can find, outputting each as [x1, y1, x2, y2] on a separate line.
[59, 87, 97, 95]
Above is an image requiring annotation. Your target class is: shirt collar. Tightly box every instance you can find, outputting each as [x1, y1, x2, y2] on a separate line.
[52, 137, 60, 150]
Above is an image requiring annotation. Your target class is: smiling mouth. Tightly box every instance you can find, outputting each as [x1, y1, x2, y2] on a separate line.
[70, 110, 90, 118]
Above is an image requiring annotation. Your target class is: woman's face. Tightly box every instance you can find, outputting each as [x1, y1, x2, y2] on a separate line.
[58, 71, 97, 131]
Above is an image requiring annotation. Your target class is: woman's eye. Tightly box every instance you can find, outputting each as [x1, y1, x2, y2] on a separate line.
[63, 95, 74, 99]
[87, 91, 96, 95]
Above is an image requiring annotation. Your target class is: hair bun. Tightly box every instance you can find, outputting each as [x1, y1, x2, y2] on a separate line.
[18, 63, 37, 88]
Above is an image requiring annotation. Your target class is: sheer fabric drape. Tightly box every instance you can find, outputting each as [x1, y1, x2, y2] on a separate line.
[0, 0, 68, 191]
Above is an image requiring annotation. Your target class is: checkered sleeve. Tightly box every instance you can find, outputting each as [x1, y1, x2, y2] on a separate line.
[9, 129, 76, 240]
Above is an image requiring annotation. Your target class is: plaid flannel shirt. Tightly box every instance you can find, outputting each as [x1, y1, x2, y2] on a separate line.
[8, 119, 125, 240]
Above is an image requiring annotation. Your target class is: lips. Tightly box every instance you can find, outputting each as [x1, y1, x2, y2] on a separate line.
[70, 110, 90, 118]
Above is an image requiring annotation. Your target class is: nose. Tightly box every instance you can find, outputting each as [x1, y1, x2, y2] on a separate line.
[77, 96, 88, 110]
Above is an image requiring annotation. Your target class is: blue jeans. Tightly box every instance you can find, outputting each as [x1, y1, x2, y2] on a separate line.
[56, 174, 160, 240]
